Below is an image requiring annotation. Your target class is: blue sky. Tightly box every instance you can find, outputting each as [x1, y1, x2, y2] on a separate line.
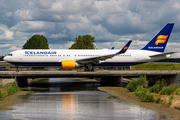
[0, 0, 180, 57]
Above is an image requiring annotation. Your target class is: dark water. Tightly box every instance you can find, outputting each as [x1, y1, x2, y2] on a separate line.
[0, 78, 171, 120]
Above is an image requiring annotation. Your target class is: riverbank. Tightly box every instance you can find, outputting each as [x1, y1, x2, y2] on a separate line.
[0, 90, 33, 111]
[98, 87, 180, 119]
[0, 79, 33, 111]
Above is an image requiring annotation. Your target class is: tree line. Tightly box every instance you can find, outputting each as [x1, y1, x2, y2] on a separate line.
[22, 34, 95, 49]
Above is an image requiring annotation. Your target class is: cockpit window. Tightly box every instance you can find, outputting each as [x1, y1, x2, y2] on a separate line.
[7, 54, 13, 56]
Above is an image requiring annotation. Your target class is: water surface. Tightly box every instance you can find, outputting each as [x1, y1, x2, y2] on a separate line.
[0, 78, 171, 120]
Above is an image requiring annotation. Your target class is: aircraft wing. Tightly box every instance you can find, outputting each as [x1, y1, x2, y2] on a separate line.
[149, 52, 176, 57]
[76, 40, 132, 64]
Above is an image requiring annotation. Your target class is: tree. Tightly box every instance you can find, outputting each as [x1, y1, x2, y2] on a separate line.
[69, 35, 96, 49]
[22, 35, 49, 49]
[0, 56, 4, 61]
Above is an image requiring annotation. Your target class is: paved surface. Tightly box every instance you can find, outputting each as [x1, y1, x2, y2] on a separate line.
[0, 61, 14, 67]
[0, 78, 15, 86]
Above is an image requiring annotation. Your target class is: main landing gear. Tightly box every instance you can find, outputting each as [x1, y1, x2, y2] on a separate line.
[84, 64, 95, 72]
[15, 65, 19, 72]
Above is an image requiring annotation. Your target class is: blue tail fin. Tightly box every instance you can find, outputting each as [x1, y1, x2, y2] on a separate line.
[141, 23, 174, 52]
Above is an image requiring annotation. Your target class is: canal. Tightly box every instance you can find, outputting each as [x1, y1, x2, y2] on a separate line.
[0, 78, 171, 120]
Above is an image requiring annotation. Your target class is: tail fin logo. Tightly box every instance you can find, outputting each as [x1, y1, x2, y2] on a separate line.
[155, 35, 168, 45]
[123, 46, 128, 50]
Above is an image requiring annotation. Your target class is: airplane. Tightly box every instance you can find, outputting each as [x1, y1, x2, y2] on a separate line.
[4, 23, 175, 72]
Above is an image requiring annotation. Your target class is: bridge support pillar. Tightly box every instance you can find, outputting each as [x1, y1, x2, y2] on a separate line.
[15, 77, 28, 87]
[99, 76, 123, 86]
[147, 74, 180, 85]
[165, 74, 180, 85]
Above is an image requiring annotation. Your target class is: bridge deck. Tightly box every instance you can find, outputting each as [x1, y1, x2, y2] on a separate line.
[0, 71, 179, 78]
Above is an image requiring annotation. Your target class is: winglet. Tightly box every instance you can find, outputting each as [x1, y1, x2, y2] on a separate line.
[116, 40, 132, 54]
[111, 47, 115, 50]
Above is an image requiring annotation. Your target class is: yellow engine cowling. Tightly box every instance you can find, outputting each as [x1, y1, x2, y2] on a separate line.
[61, 60, 79, 69]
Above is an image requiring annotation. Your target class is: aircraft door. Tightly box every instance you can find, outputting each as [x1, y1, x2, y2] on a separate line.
[135, 55, 139, 60]
[19, 53, 23, 60]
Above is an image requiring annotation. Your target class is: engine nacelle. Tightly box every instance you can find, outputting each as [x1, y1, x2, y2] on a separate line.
[61, 60, 80, 69]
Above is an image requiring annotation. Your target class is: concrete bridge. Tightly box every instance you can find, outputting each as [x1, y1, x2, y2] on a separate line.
[0, 71, 179, 86]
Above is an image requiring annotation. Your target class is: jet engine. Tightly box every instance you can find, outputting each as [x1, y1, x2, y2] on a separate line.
[61, 60, 80, 69]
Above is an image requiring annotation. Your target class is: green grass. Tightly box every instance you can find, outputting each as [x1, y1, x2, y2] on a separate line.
[131, 63, 180, 70]
[32, 78, 49, 82]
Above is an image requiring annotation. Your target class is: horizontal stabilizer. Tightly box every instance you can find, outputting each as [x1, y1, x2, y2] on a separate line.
[149, 52, 176, 57]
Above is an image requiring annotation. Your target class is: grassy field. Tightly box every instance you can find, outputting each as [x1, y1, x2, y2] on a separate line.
[131, 63, 180, 70]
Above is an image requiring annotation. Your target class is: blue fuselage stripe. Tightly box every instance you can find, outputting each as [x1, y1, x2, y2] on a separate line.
[9, 62, 145, 66]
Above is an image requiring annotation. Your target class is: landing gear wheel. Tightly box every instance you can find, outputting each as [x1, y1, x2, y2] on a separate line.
[15, 65, 19, 72]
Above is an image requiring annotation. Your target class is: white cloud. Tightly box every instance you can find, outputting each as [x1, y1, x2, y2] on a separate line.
[89, 15, 103, 22]
[49, 30, 68, 38]
[173, 53, 180, 58]
[0, 24, 14, 40]
[173, 2, 180, 10]
[11, 21, 55, 32]
[0, 44, 11, 48]
[96, 41, 125, 49]
[9, 46, 20, 51]
[14, 9, 33, 21]
[49, 41, 74, 49]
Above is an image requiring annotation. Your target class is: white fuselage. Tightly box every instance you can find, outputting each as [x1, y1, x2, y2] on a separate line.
[3, 49, 169, 67]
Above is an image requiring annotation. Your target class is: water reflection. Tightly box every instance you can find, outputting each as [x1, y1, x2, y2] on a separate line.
[63, 94, 76, 120]
[0, 78, 172, 120]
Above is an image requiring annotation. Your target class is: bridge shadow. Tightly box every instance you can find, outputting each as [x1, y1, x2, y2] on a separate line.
[28, 81, 100, 87]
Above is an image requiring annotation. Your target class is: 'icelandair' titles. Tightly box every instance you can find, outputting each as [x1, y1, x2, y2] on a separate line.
[25, 51, 57, 55]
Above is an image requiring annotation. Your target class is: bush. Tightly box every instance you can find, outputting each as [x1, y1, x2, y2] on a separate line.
[127, 76, 148, 92]
[135, 86, 147, 97]
[8, 83, 19, 95]
[149, 79, 167, 93]
[0, 82, 19, 100]
[160, 83, 179, 95]
[141, 94, 154, 102]
[135, 86, 154, 102]
[174, 88, 180, 95]
[162, 95, 174, 107]
[156, 97, 161, 104]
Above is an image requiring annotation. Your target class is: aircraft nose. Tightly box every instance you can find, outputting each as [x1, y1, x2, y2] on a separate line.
[3, 56, 9, 61]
